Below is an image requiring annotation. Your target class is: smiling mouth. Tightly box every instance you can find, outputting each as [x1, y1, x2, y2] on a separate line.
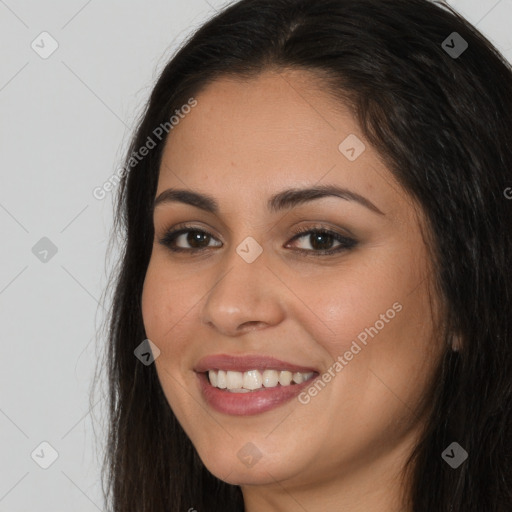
[204, 369, 317, 392]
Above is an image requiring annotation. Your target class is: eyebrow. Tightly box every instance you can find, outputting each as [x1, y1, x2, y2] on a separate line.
[153, 184, 385, 216]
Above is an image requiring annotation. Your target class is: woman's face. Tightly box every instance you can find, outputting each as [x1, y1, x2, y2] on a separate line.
[141, 70, 443, 497]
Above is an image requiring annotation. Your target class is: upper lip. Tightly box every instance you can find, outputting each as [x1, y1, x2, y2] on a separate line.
[194, 354, 319, 373]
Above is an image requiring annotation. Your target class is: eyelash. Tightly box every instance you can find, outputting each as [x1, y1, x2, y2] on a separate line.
[158, 223, 358, 256]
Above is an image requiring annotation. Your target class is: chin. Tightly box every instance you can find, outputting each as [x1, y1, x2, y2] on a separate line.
[205, 462, 286, 486]
[198, 447, 303, 487]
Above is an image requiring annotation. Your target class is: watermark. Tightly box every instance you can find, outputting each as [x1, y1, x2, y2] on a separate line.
[31, 31, 59, 59]
[298, 301, 403, 404]
[504, 187, 512, 200]
[441, 442, 468, 469]
[338, 133, 365, 161]
[441, 32, 468, 59]
[92, 97, 197, 200]
[236, 236, 263, 263]
[237, 442, 263, 468]
[31, 441, 59, 469]
[32, 237, 58, 263]
[134, 339, 161, 365]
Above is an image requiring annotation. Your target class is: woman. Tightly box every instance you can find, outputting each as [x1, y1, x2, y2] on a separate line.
[98, 0, 512, 510]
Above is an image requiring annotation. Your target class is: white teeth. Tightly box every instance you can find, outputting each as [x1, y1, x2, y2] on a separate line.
[243, 370, 262, 390]
[292, 372, 304, 384]
[301, 371, 315, 382]
[278, 370, 293, 386]
[207, 369, 315, 391]
[226, 370, 243, 389]
[262, 369, 279, 387]
[217, 370, 227, 389]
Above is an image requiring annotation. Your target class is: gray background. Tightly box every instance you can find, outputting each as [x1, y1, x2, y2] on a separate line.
[0, 0, 510, 510]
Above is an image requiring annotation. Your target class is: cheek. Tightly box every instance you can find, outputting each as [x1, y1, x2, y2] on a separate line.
[282, 258, 410, 352]
[320, 275, 438, 433]
[141, 255, 211, 382]
[141, 265, 165, 340]
[140, 259, 199, 416]
[141, 256, 191, 340]
[292, 251, 436, 407]
[141, 259, 184, 365]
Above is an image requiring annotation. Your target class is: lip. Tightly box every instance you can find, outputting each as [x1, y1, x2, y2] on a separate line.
[193, 353, 319, 416]
[196, 371, 318, 416]
[194, 353, 318, 373]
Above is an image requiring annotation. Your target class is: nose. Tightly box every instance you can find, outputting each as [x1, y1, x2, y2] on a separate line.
[200, 247, 286, 337]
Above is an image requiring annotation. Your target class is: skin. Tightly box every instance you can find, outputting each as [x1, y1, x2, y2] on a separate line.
[141, 69, 445, 512]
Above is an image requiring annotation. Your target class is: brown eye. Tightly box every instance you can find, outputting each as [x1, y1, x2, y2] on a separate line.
[159, 228, 221, 252]
[158, 224, 357, 256]
[287, 227, 357, 255]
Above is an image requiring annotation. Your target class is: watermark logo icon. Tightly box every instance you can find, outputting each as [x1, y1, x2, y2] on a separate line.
[31, 32, 59, 59]
[32, 237, 58, 263]
[236, 237, 263, 263]
[442, 32, 468, 59]
[237, 442, 262, 468]
[31, 441, 59, 469]
[134, 339, 161, 365]
[441, 442, 468, 469]
[338, 134, 366, 161]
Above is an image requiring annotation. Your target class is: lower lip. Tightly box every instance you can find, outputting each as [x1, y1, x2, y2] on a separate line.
[196, 372, 318, 416]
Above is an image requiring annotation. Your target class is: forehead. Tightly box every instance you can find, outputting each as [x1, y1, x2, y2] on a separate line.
[157, 70, 411, 224]
[163, 70, 353, 165]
